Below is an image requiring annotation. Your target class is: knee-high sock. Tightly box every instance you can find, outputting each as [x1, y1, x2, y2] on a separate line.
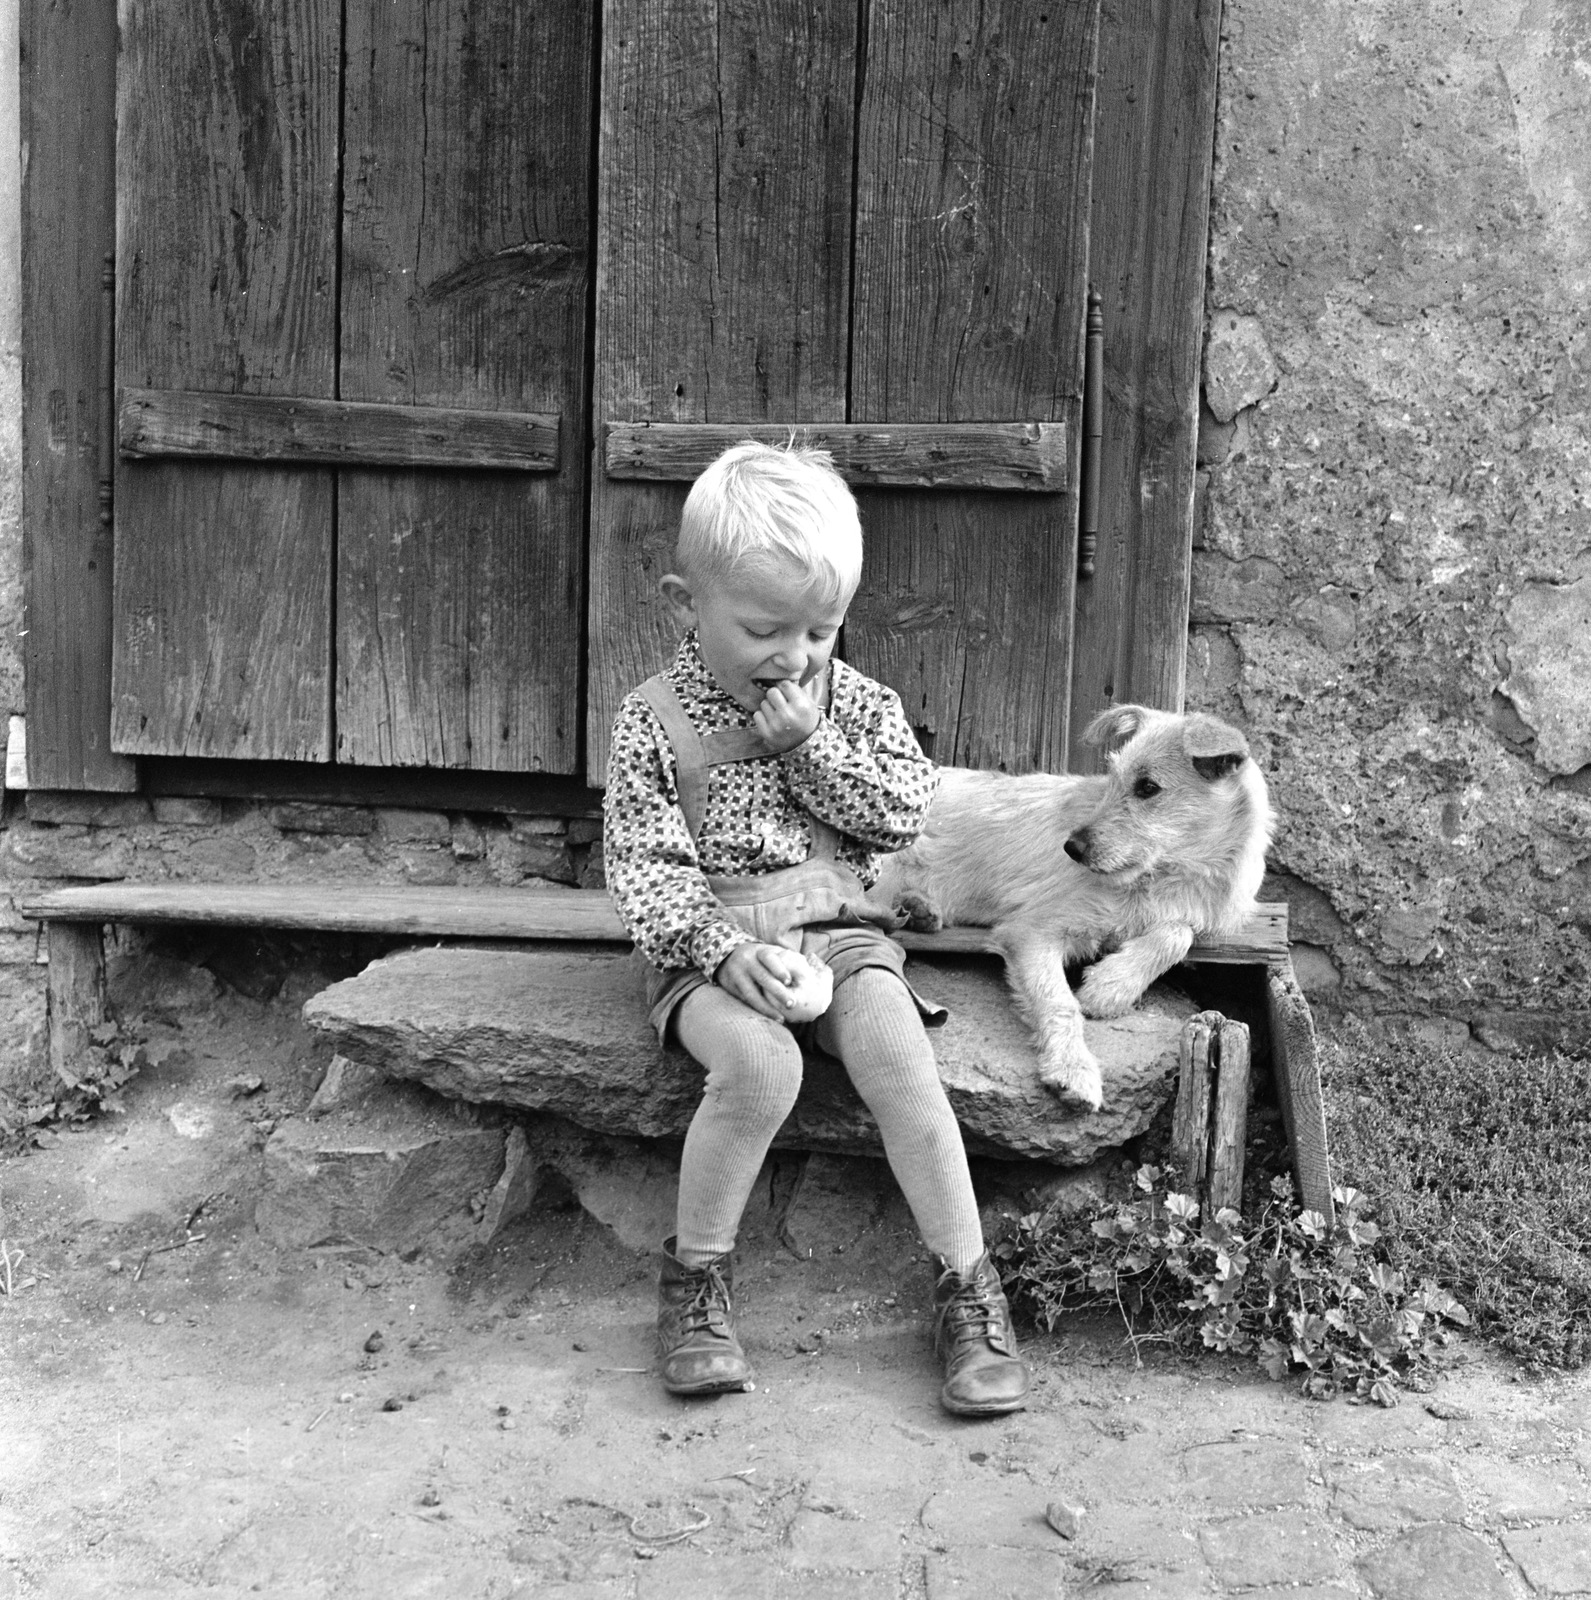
[813, 968, 984, 1274]
[672, 984, 805, 1268]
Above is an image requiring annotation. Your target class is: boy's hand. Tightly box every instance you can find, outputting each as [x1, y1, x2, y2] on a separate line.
[715, 942, 804, 1020]
[753, 680, 821, 753]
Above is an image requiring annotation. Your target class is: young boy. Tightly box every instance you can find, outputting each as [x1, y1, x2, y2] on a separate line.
[603, 441, 1029, 1417]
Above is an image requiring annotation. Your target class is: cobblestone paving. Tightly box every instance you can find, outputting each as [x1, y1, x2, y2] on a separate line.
[3, 1098, 1588, 1599]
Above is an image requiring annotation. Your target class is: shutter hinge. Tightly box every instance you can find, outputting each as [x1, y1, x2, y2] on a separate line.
[1078, 286, 1103, 579]
[99, 252, 114, 527]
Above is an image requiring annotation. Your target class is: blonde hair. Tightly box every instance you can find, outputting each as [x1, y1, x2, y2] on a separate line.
[677, 440, 862, 606]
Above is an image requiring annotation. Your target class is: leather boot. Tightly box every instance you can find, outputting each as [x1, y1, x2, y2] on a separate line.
[930, 1251, 1030, 1417]
[657, 1237, 754, 1396]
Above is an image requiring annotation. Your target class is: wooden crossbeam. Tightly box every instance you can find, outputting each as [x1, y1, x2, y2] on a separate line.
[119, 389, 560, 471]
[605, 420, 1067, 491]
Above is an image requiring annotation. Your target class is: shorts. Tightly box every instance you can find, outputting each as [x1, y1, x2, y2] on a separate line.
[644, 920, 948, 1045]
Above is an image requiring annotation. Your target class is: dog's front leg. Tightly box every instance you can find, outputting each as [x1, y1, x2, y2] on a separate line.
[1076, 924, 1194, 1018]
[998, 934, 1103, 1113]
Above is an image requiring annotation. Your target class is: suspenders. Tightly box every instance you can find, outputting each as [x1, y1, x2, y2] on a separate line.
[638, 675, 841, 861]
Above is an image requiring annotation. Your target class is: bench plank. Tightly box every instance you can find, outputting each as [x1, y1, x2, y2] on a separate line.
[19, 882, 1290, 962]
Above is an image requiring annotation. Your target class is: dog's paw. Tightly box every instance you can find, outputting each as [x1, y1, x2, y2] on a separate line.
[896, 889, 944, 934]
[1076, 966, 1144, 1020]
[1034, 1037, 1104, 1114]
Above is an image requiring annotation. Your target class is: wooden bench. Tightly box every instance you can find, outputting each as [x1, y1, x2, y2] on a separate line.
[19, 883, 1331, 1215]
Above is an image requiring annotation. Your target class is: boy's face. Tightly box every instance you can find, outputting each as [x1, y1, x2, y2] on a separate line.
[661, 560, 851, 715]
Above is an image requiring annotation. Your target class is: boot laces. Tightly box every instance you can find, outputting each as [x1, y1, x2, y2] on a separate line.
[938, 1272, 1004, 1350]
[679, 1263, 734, 1340]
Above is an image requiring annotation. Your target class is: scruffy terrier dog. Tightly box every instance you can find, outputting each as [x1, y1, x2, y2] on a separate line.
[875, 705, 1274, 1113]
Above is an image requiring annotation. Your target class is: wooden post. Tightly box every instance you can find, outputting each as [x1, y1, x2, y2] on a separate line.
[1173, 1009, 1252, 1217]
[1266, 965, 1335, 1224]
[1207, 1018, 1251, 1216]
[1171, 1010, 1217, 1197]
[46, 922, 108, 1089]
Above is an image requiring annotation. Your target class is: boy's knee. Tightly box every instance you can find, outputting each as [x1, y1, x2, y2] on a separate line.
[834, 964, 913, 1016]
[708, 1027, 804, 1116]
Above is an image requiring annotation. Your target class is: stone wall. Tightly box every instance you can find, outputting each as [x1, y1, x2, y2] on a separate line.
[3, 0, 1589, 1102]
[1188, 0, 1591, 1054]
[0, 794, 605, 1097]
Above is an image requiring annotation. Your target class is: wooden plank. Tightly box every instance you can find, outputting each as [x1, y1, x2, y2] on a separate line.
[47, 922, 108, 1092]
[606, 422, 1066, 490]
[586, 0, 860, 784]
[1067, 0, 1221, 769]
[1177, 902, 1291, 964]
[1266, 962, 1335, 1223]
[141, 757, 602, 817]
[21, 881, 1286, 968]
[24, 883, 635, 940]
[898, 902, 1289, 962]
[335, 0, 594, 773]
[119, 390, 560, 471]
[1171, 1011, 1215, 1199]
[19, 0, 136, 790]
[844, 0, 1101, 772]
[112, 0, 341, 760]
[1207, 1017, 1251, 1215]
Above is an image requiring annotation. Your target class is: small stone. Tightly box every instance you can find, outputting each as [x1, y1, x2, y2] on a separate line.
[149, 1312, 168, 1326]
[226, 1073, 265, 1098]
[1046, 1501, 1086, 1539]
[381, 1397, 404, 1412]
[364, 1330, 385, 1353]
[418, 1488, 441, 1508]
[106, 1258, 122, 1274]
[337, 1393, 355, 1404]
[500, 1417, 517, 1431]
[1425, 1400, 1473, 1421]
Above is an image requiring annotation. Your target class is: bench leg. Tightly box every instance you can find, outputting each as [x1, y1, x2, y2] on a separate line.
[1171, 1011, 1216, 1197]
[47, 922, 108, 1091]
[1266, 960, 1334, 1224]
[1207, 1017, 1251, 1216]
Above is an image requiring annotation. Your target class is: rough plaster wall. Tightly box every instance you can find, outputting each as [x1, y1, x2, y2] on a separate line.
[1193, 0, 1591, 1051]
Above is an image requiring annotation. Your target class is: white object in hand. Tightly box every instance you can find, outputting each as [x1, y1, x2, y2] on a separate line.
[780, 954, 834, 1023]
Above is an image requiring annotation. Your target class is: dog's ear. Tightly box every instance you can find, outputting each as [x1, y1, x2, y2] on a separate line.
[1184, 714, 1249, 781]
[1083, 704, 1154, 752]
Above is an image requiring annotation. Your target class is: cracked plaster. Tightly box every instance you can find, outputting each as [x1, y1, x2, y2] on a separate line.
[1198, 0, 1591, 1045]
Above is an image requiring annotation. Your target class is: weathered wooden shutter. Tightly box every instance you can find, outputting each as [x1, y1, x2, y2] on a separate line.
[110, 0, 593, 771]
[1067, 0, 1220, 769]
[112, 0, 342, 762]
[587, 0, 1102, 785]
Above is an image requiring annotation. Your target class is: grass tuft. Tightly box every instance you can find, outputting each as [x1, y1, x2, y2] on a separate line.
[1322, 1027, 1591, 1372]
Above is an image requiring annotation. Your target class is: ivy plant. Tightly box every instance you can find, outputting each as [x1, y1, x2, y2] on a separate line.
[996, 1166, 1471, 1405]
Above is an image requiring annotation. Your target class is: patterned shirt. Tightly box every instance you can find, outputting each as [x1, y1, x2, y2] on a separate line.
[604, 630, 938, 978]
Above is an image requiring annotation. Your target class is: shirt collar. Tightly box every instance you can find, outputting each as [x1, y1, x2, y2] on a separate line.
[668, 629, 735, 705]
[666, 627, 838, 715]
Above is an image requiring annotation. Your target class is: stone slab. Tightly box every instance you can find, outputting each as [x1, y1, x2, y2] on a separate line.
[1502, 1524, 1591, 1595]
[920, 1483, 1059, 1550]
[1328, 1455, 1466, 1531]
[1181, 1438, 1310, 1508]
[256, 1083, 505, 1253]
[924, 1548, 1067, 1599]
[1359, 1525, 1512, 1600]
[1199, 1510, 1341, 1588]
[301, 946, 1197, 1164]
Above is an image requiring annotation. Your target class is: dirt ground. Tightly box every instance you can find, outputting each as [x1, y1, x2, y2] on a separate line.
[2, 948, 1588, 1600]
